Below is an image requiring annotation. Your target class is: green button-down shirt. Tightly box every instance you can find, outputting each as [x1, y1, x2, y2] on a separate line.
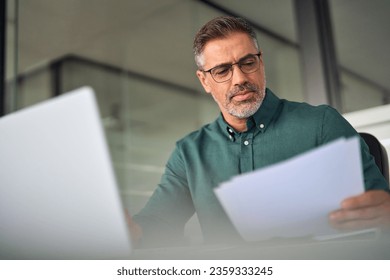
[134, 88, 389, 244]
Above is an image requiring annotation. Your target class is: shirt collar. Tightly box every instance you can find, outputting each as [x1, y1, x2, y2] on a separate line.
[217, 88, 281, 139]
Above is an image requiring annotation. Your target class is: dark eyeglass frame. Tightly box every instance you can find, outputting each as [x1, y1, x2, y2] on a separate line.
[201, 52, 262, 83]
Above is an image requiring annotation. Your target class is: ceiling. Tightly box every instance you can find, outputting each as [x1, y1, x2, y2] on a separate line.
[6, 0, 390, 96]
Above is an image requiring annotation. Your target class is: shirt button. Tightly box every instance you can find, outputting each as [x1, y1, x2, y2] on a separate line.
[259, 123, 265, 129]
[244, 140, 249, 146]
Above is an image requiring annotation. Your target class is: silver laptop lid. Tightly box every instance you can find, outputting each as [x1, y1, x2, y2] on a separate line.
[0, 87, 132, 259]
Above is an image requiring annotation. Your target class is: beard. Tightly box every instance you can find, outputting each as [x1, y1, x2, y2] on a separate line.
[212, 82, 266, 119]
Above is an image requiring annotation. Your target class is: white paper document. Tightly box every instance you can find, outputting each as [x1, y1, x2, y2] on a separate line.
[214, 137, 365, 241]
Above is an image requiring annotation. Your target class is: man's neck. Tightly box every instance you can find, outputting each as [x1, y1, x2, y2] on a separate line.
[223, 114, 248, 132]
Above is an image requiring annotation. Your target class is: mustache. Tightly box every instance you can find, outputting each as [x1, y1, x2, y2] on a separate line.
[228, 82, 259, 99]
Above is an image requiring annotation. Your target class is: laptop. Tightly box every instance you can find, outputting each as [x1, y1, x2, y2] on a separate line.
[0, 87, 132, 259]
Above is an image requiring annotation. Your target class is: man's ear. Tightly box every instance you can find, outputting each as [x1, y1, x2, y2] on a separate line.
[196, 70, 212, 93]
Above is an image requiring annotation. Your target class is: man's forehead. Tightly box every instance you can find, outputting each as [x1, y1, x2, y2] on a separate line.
[201, 33, 257, 65]
[204, 32, 254, 50]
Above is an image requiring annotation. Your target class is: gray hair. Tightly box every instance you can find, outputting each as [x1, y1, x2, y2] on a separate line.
[193, 16, 259, 69]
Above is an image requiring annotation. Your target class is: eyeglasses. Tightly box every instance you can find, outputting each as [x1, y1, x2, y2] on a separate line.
[202, 53, 261, 83]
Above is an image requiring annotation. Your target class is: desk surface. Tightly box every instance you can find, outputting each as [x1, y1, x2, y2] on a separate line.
[132, 236, 390, 260]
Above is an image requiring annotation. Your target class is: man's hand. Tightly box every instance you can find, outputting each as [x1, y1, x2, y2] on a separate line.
[329, 190, 390, 230]
[125, 209, 143, 246]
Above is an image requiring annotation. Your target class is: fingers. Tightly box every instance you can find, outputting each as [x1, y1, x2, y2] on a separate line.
[340, 190, 389, 210]
[125, 208, 134, 224]
[329, 207, 381, 230]
[124, 208, 143, 245]
[330, 205, 380, 221]
[329, 190, 390, 230]
[331, 217, 385, 230]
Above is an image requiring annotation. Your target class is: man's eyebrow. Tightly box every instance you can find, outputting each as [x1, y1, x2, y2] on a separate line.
[238, 53, 257, 62]
[210, 62, 231, 69]
[210, 53, 255, 69]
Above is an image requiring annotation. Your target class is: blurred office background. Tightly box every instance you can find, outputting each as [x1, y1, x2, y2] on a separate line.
[2, 0, 390, 243]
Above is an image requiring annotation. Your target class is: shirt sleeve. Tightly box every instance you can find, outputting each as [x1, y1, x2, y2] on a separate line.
[133, 142, 195, 247]
[321, 105, 389, 191]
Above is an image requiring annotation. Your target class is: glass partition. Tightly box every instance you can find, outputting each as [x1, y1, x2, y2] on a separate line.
[330, 0, 390, 113]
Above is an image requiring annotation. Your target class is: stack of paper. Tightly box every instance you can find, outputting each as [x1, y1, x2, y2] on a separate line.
[214, 137, 365, 241]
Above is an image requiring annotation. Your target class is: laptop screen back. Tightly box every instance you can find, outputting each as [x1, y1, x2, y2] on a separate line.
[0, 87, 132, 259]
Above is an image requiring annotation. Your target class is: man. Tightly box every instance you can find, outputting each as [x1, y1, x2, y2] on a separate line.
[130, 16, 390, 247]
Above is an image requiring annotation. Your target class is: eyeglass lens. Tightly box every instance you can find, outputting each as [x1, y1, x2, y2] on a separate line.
[210, 54, 260, 83]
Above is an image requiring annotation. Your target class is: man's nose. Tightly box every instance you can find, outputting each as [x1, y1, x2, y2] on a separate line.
[231, 64, 247, 85]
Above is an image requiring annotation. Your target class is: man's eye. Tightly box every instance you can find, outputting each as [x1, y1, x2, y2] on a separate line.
[241, 59, 256, 66]
[214, 67, 230, 76]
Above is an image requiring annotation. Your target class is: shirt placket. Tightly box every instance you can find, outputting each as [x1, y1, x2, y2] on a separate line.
[239, 130, 254, 174]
